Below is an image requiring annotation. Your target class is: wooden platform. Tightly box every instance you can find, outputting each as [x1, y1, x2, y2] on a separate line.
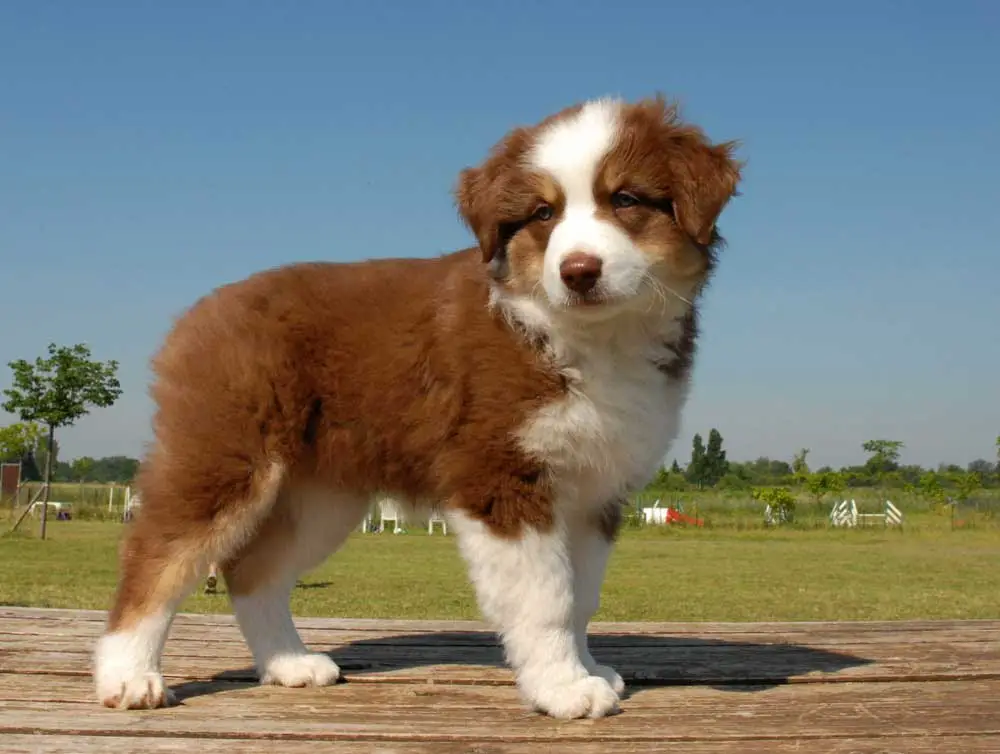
[1, 607, 998, 752]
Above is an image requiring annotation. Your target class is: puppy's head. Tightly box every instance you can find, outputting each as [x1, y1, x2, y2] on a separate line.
[456, 96, 741, 319]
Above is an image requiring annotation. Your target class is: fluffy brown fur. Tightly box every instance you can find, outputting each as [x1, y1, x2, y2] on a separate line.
[111, 252, 564, 632]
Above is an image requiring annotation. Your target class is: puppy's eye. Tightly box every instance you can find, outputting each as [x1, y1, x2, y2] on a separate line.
[610, 191, 640, 209]
[532, 204, 554, 221]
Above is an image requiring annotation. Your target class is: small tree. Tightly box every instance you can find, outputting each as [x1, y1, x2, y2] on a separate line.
[70, 456, 97, 483]
[805, 470, 844, 508]
[752, 487, 797, 525]
[916, 471, 947, 512]
[670, 459, 682, 475]
[703, 428, 729, 487]
[967, 459, 994, 477]
[954, 471, 983, 504]
[3, 343, 122, 539]
[792, 448, 811, 478]
[825, 470, 846, 500]
[862, 439, 905, 475]
[686, 433, 707, 488]
[651, 465, 670, 488]
[0, 422, 43, 461]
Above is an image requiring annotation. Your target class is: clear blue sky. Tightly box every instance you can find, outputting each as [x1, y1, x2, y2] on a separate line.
[1, 0, 997, 469]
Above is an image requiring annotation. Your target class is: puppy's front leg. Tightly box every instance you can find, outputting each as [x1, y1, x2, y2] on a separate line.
[568, 504, 626, 696]
[448, 511, 620, 719]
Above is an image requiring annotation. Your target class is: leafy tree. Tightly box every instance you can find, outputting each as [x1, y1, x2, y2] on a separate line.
[37, 453, 139, 484]
[826, 470, 846, 498]
[718, 471, 751, 490]
[49, 459, 73, 483]
[0, 422, 43, 461]
[839, 465, 875, 487]
[651, 465, 670, 487]
[805, 470, 845, 507]
[670, 459, 682, 474]
[968, 459, 994, 478]
[879, 470, 905, 489]
[954, 471, 983, 504]
[2, 343, 122, 538]
[755, 457, 794, 483]
[862, 439, 904, 474]
[752, 487, 797, 524]
[703, 428, 729, 486]
[686, 433, 707, 488]
[917, 471, 946, 506]
[70, 456, 97, 482]
[792, 448, 811, 477]
[896, 464, 925, 487]
[90, 455, 139, 483]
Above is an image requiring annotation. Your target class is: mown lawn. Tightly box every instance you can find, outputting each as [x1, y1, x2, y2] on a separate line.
[1, 520, 998, 621]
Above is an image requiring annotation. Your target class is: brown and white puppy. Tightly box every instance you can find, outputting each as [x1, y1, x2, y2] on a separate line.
[94, 95, 741, 720]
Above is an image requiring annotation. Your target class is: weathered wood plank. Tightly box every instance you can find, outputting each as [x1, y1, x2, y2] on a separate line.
[3, 606, 998, 637]
[4, 615, 998, 649]
[6, 630, 998, 664]
[2, 608, 998, 750]
[5, 733, 999, 754]
[4, 635, 998, 687]
[2, 680, 999, 742]
[4, 733, 1000, 754]
[2, 671, 999, 721]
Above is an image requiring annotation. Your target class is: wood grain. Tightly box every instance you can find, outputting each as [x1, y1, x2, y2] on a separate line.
[5, 734, 1000, 754]
[1, 607, 998, 752]
[2, 680, 999, 741]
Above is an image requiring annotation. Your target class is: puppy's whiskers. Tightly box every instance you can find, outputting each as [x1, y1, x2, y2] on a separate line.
[643, 273, 693, 310]
[529, 279, 546, 301]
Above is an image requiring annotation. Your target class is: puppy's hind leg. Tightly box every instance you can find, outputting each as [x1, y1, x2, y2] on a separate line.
[224, 489, 370, 689]
[94, 460, 285, 710]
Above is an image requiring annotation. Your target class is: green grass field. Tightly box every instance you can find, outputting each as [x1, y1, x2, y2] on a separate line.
[2, 519, 998, 622]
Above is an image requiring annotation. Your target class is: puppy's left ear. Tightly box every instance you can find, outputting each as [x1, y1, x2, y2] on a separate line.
[455, 166, 501, 263]
[671, 140, 742, 246]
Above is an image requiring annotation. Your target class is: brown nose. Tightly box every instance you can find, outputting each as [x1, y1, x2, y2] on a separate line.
[559, 251, 603, 295]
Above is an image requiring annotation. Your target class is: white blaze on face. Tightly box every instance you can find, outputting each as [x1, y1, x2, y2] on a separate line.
[527, 98, 649, 309]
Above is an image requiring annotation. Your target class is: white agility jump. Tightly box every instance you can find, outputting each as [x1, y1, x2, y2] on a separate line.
[830, 499, 904, 528]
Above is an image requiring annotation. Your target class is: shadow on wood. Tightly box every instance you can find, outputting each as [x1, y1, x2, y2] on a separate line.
[168, 630, 873, 704]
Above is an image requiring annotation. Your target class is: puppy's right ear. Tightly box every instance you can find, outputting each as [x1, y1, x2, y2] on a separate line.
[455, 166, 501, 263]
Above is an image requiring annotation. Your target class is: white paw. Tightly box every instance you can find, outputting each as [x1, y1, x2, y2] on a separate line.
[261, 652, 341, 687]
[94, 628, 175, 710]
[525, 675, 620, 719]
[96, 669, 175, 710]
[591, 663, 626, 696]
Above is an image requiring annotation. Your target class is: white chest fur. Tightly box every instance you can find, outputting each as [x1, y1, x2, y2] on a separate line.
[516, 323, 690, 512]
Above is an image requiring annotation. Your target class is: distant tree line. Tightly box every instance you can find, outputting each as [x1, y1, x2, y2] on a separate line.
[0, 429, 139, 484]
[3, 422, 999, 495]
[1, 422, 138, 485]
[648, 431, 1000, 503]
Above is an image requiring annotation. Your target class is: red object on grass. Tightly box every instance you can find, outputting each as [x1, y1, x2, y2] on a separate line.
[665, 506, 705, 527]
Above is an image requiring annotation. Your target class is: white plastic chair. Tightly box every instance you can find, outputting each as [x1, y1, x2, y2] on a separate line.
[377, 497, 405, 534]
[427, 508, 448, 535]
